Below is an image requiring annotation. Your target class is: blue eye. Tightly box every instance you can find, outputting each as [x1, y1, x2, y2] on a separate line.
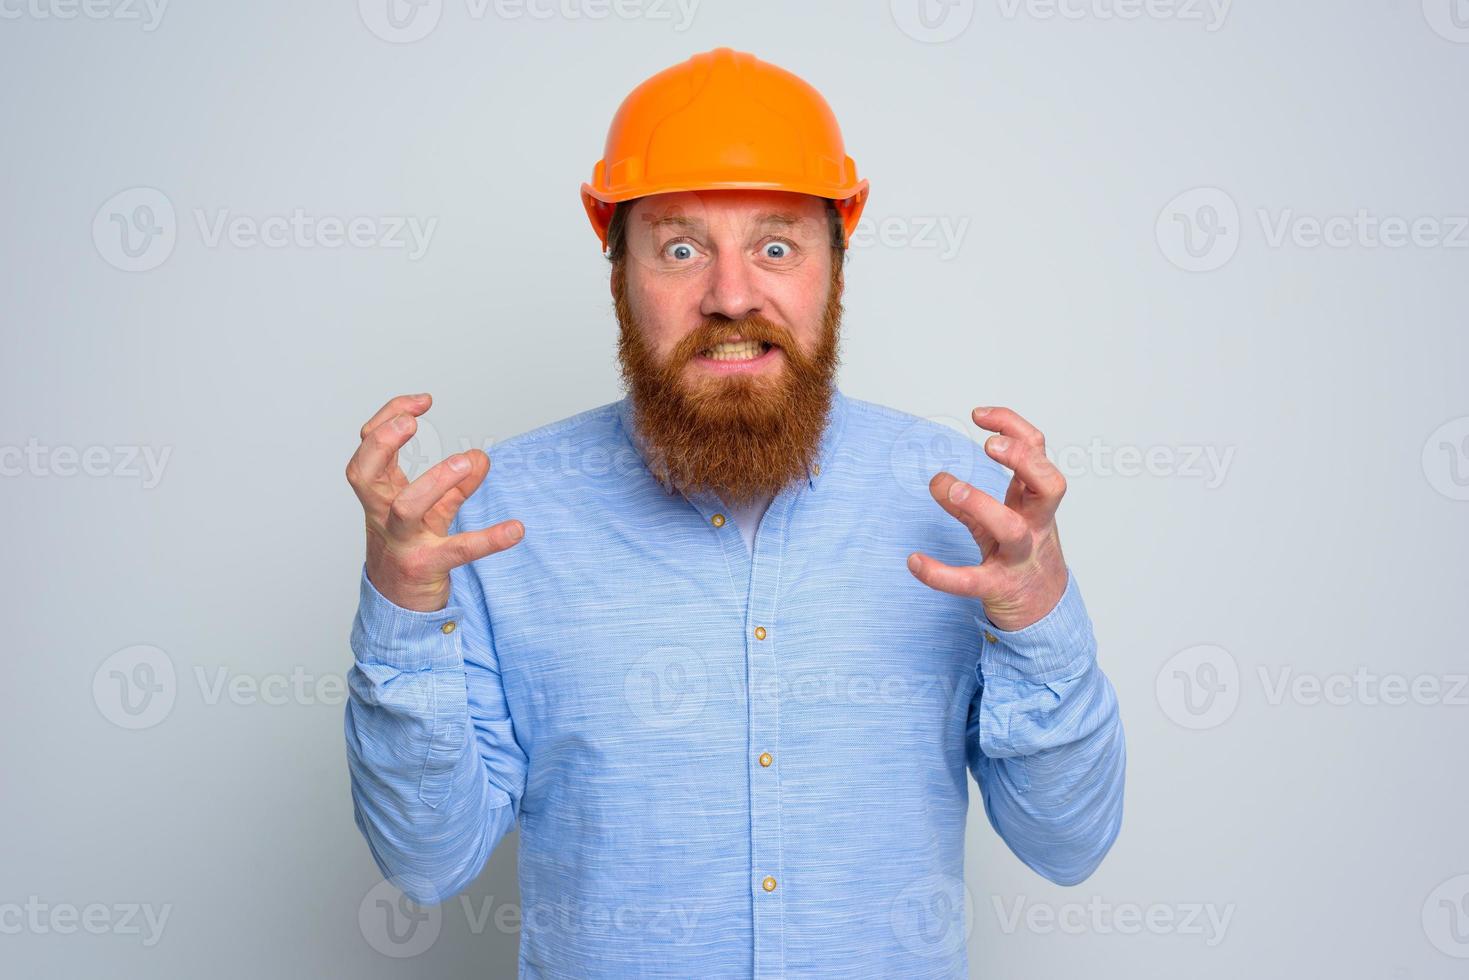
[665, 242, 696, 261]
[763, 241, 790, 260]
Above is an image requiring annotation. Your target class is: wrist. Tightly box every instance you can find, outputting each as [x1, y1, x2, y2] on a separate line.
[983, 567, 1068, 631]
[365, 532, 450, 611]
[365, 563, 449, 613]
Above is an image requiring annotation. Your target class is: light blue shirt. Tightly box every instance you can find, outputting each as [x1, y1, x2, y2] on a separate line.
[345, 388, 1126, 979]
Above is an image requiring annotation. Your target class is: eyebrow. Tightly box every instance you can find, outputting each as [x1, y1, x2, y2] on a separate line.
[640, 211, 808, 234]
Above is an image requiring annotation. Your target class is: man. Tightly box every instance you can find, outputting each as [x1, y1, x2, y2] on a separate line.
[344, 47, 1124, 979]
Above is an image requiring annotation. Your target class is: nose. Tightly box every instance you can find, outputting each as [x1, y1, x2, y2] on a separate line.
[699, 253, 763, 322]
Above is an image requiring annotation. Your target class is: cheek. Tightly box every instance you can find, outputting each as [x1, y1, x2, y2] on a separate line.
[631, 278, 699, 359]
[774, 266, 833, 347]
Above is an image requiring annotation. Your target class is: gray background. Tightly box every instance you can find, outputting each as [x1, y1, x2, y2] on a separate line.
[2, 1, 1467, 977]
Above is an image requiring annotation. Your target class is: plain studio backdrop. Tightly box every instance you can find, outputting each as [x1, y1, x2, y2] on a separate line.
[2, 2, 1467, 977]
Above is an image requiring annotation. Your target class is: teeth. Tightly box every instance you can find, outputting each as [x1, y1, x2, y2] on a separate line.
[702, 340, 768, 361]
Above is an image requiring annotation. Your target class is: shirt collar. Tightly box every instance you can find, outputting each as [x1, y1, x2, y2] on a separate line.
[614, 386, 849, 495]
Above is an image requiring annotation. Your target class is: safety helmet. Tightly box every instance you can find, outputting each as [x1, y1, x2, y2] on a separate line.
[580, 47, 870, 252]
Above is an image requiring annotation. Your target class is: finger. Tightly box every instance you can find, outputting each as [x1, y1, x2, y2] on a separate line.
[905, 551, 999, 599]
[424, 450, 491, 536]
[345, 412, 419, 504]
[972, 406, 1045, 450]
[928, 471, 997, 555]
[387, 451, 481, 535]
[360, 392, 432, 441]
[432, 519, 526, 572]
[929, 471, 1029, 560]
[982, 435, 1066, 522]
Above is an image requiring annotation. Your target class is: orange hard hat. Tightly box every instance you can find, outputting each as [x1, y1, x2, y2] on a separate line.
[580, 47, 870, 252]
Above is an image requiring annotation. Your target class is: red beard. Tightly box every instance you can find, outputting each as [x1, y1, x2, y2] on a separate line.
[613, 259, 845, 506]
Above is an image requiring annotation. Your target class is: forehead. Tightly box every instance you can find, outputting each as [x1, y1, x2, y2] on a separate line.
[627, 189, 828, 236]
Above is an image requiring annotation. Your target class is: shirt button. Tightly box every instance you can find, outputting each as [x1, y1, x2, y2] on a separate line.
[758, 752, 773, 768]
[983, 630, 998, 644]
[754, 626, 767, 641]
[441, 622, 457, 635]
[711, 513, 726, 527]
[761, 876, 778, 892]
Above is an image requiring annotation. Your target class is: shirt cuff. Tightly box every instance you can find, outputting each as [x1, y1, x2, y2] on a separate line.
[975, 568, 1097, 684]
[351, 564, 467, 672]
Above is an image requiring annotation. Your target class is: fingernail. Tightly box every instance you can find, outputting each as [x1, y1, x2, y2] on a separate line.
[989, 436, 1010, 453]
[973, 406, 992, 416]
[393, 414, 413, 432]
[508, 522, 524, 541]
[907, 553, 921, 573]
[415, 392, 431, 400]
[948, 481, 971, 503]
[448, 454, 469, 472]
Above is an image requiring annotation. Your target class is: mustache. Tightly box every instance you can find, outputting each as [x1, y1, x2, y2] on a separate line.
[670, 316, 798, 365]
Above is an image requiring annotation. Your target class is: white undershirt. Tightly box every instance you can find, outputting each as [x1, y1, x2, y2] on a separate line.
[719, 491, 775, 553]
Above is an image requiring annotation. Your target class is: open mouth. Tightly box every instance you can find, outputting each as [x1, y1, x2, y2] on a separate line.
[698, 339, 775, 362]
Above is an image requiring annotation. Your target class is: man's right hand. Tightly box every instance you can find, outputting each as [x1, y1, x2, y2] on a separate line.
[346, 393, 524, 612]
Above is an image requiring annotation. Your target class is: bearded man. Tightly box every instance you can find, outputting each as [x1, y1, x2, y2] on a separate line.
[343, 47, 1125, 980]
